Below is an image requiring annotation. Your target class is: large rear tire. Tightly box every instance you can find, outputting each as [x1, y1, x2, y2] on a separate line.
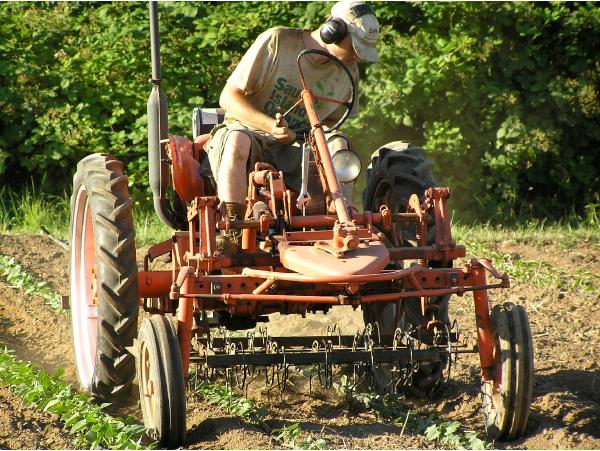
[482, 303, 533, 441]
[138, 315, 186, 448]
[361, 142, 449, 395]
[69, 153, 139, 401]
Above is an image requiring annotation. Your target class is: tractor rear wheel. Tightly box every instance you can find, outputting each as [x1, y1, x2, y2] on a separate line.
[482, 303, 533, 441]
[361, 142, 449, 396]
[138, 315, 186, 448]
[69, 153, 138, 401]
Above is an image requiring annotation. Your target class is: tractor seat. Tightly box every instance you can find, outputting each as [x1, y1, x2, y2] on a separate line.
[192, 107, 225, 187]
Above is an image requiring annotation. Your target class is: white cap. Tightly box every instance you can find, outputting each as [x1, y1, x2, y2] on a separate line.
[331, 1, 380, 63]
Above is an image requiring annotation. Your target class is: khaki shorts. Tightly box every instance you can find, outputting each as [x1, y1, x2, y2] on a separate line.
[204, 122, 350, 193]
[205, 122, 304, 191]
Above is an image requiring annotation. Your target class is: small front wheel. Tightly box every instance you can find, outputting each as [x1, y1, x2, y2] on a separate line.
[138, 315, 186, 448]
[482, 302, 534, 441]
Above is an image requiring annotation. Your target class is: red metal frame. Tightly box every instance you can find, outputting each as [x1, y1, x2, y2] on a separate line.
[146, 69, 510, 379]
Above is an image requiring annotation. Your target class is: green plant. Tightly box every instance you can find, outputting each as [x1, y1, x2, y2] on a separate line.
[0, 254, 62, 311]
[425, 420, 488, 450]
[271, 423, 302, 446]
[193, 381, 267, 424]
[0, 186, 69, 240]
[271, 423, 329, 450]
[0, 347, 153, 449]
[453, 224, 599, 294]
[2, 2, 598, 222]
[335, 378, 490, 450]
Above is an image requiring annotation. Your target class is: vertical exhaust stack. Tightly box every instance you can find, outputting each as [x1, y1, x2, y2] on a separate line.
[148, 1, 178, 229]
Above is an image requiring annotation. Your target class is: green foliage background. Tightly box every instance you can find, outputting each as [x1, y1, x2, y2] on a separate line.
[1, 1, 598, 221]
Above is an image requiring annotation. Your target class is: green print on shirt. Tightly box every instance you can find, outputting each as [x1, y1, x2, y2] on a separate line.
[263, 77, 335, 132]
[315, 80, 335, 100]
[264, 77, 307, 131]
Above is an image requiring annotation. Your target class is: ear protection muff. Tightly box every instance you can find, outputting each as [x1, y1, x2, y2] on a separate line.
[320, 17, 348, 44]
[319, 3, 375, 45]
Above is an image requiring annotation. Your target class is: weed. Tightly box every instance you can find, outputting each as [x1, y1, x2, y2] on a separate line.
[272, 423, 302, 446]
[425, 420, 488, 450]
[193, 381, 267, 424]
[271, 423, 329, 450]
[0, 347, 153, 449]
[0, 254, 62, 311]
[335, 376, 490, 450]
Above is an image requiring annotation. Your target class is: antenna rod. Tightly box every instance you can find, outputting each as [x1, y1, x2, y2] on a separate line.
[149, 1, 161, 83]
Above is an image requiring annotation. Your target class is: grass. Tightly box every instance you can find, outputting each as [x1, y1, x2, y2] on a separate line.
[0, 346, 153, 450]
[2, 184, 597, 258]
[0, 186, 170, 246]
[453, 220, 600, 252]
[454, 222, 599, 294]
[0, 254, 63, 311]
[0, 186, 70, 242]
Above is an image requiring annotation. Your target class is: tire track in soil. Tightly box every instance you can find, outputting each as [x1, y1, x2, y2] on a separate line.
[1, 234, 600, 449]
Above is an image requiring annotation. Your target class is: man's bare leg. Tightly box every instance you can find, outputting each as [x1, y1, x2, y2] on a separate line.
[217, 131, 251, 205]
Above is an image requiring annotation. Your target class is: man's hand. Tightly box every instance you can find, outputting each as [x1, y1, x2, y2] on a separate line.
[271, 113, 297, 144]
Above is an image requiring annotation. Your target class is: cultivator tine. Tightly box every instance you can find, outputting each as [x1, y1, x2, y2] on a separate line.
[327, 323, 342, 348]
[189, 319, 472, 399]
[311, 339, 334, 389]
[276, 346, 290, 392]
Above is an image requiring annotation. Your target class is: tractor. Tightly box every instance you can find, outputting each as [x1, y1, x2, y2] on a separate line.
[67, 2, 533, 447]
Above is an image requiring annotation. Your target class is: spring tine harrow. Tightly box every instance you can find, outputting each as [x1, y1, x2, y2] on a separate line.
[189, 321, 473, 397]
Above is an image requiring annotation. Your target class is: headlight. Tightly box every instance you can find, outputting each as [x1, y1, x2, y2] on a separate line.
[332, 149, 362, 183]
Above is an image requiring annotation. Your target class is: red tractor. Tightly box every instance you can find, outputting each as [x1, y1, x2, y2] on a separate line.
[67, 3, 533, 447]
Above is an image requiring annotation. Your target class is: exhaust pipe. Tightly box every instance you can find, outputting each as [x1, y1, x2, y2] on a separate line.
[147, 1, 179, 229]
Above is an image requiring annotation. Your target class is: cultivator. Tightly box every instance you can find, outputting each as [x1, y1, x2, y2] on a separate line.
[67, 2, 534, 448]
[190, 321, 467, 395]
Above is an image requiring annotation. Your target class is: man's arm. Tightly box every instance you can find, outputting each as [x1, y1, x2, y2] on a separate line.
[220, 84, 296, 144]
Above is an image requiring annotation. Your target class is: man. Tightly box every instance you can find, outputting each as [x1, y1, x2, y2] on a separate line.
[205, 0, 380, 248]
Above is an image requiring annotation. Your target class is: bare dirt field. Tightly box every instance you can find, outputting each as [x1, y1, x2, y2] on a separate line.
[0, 233, 598, 449]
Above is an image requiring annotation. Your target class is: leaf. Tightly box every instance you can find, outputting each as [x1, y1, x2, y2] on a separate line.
[425, 424, 440, 440]
[70, 418, 89, 433]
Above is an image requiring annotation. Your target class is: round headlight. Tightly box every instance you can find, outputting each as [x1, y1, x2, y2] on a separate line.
[332, 149, 362, 183]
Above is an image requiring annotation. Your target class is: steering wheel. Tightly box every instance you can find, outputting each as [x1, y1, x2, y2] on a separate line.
[291, 48, 356, 134]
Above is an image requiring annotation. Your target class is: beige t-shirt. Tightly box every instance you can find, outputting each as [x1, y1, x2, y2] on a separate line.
[226, 27, 359, 133]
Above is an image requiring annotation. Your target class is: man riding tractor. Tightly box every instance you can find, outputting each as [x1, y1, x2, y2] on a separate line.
[204, 0, 380, 251]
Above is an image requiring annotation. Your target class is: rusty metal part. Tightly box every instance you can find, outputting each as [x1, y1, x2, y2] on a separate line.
[204, 348, 441, 367]
[278, 239, 389, 276]
[178, 297, 194, 378]
[241, 264, 423, 284]
[471, 261, 495, 381]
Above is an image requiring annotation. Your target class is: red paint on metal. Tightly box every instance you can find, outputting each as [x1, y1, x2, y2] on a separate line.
[177, 296, 194, 378]
[138, 271, 172, 298]
[242, 265, 423, 284]
[278, 240, 390, 276]
[169, 135, 205, 201]
[471, 263, 495, 381]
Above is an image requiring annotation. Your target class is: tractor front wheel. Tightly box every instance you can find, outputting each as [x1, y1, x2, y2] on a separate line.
[138, 315, 186, 448]
[482, 302, 533, 441]
[69, 153, 138, 401]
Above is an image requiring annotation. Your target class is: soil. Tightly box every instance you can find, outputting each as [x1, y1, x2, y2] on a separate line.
[0, 233, 599, 449]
